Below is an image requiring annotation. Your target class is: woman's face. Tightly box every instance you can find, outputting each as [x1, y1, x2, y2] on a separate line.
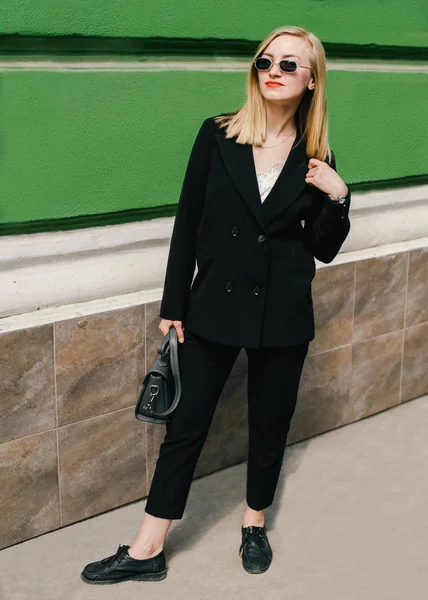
[256, 34, 315, 106]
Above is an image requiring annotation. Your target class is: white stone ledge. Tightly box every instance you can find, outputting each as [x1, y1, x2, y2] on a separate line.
[316, 235, 428, 269]
[0, 288, 164, 334]
[0, 184, 427, 328]
[0, 218, 174, 319]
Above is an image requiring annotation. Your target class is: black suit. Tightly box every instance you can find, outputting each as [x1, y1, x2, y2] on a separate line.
[145, 115, 351, 520]
[160, 113, 351, 348]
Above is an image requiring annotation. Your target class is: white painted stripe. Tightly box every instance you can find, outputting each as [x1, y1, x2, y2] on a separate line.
[0, 59, 426, 74]
[0, 185, 427, 326]
[1, 236, 428, 334]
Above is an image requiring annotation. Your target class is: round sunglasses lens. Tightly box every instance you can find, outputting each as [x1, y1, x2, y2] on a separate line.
[280, 60, 297, 72]
[255, 58, 271, 70]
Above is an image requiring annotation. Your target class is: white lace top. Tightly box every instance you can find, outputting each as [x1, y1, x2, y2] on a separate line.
[256, 160, 286, 202]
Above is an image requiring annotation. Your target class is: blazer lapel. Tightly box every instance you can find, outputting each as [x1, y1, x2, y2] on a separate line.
[262, 131, 309, 226]
[215, 132, 265, 231]
[215, 129, 309, 230]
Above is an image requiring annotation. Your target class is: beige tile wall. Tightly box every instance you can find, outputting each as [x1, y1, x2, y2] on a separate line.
[1, 247, 427, 548]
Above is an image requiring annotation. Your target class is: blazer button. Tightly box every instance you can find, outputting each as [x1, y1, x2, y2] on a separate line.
[225, 282, 233, 292]
[231, 226, 239, 236]
[257, 234, 266, 243]
[253, 285, 261, 295]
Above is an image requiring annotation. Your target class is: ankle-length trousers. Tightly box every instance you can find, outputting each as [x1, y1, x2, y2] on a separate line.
[144, 326, 309, 520]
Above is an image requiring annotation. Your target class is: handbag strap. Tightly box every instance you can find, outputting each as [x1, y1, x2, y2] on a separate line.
[150, 326, 182, 417]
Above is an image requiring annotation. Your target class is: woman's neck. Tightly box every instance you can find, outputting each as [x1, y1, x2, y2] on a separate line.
[264, 105, 297, 139]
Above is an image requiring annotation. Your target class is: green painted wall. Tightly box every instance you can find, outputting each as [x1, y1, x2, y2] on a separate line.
[0, 68, 426, 229]
[0, 1, 426, 234]
[0, 1, 427, 47]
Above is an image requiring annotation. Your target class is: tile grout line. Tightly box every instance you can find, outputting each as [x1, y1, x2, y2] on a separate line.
[144, 303, 149, 492]
[1, 309, 426, 448]
[399, 251, 410, 404]
[53, 322, 63, 527]
[309, 321, 424, 359]
[1, 404, 136, 446]
[348, 261, 358, 415]
[351, 261, 357, 345]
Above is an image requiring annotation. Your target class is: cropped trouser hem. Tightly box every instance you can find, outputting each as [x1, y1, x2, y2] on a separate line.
[144, 505, 184, 521]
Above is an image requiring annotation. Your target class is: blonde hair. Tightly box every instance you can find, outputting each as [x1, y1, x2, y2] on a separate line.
[214, 25, 333, 163]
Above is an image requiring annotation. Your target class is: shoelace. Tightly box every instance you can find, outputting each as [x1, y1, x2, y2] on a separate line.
[238, 526, 270, 557]
[100, 544, 129, 567]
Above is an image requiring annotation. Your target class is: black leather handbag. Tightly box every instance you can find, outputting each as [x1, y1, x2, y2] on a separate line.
[135, 326, 182, 424]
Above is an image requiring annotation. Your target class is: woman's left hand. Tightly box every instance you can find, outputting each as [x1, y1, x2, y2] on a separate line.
[306, 157, 348, 201]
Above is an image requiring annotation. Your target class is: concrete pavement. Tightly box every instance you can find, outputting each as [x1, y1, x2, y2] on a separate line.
[1, 394, 427, 600]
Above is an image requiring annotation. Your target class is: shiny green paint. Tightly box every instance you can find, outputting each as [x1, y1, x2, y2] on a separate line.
[0, 1, 427, 48]
[0, 67, 426, 234]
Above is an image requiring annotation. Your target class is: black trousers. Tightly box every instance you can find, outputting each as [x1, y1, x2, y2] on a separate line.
[144, 327, 309, 520]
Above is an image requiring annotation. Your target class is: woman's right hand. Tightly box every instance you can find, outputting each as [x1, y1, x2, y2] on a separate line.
[159, 319, 185, 343]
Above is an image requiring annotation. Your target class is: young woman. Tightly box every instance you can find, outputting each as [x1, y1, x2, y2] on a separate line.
[81, 24, 351, 583]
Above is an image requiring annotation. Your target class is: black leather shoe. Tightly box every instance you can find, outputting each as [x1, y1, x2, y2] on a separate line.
[81, 544, 167, 584]
[239, 525, 273, 574]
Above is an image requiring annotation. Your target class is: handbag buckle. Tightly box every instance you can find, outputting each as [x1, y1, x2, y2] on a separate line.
[143, 385, 160, 412]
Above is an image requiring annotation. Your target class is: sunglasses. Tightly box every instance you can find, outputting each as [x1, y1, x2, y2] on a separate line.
[253, 56, 311, 73]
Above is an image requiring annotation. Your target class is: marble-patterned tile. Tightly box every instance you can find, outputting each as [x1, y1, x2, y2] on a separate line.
[58, 407, 147, 526]
[145, 300, 163, 372]
[401, 322, 428, 403]
[144, 300, 168, 491]
[353, 253, 407, 342]
[344, 331, 403, 422]
[0, 325, 56, 444]
[309, 262, 355, 355]
[195, 374, 248, 478]
[0, 430, 60, 549]
[287, 345, 352, 444]
[406, 247, 428, 327]
[55, 306, 144, 426]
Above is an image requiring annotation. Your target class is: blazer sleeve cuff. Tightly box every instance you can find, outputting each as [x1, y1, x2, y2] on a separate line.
[316, 185, 351, 226]
[325, 186, 351, 205]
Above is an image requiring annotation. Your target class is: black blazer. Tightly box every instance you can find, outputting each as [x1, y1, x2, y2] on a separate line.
[159, 114, 351, 348]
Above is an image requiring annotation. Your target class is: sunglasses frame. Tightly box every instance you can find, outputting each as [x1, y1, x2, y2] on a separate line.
[253, 56, 312, 74]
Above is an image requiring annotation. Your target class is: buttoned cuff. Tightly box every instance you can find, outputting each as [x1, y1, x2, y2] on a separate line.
[320, 186, 351, 224]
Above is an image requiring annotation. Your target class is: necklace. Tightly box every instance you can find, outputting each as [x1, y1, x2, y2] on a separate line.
[260, 129, 295, 149]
